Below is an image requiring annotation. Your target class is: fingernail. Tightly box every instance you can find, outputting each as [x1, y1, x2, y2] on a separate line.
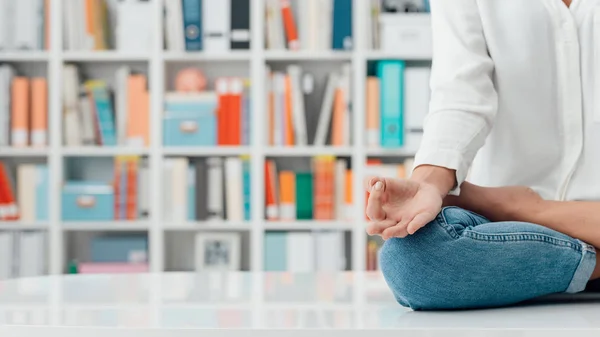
[374, 181, 383, 191]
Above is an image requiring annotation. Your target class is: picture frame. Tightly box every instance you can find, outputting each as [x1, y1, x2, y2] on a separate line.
[195, 233, 241, 271]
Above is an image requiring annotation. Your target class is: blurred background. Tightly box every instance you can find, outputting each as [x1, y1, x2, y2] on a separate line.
[0, 0, 431, 280]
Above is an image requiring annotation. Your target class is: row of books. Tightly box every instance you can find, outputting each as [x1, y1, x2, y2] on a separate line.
[264, 231, 347, 271]
[0, 66, 48, 148]
[164, 76, 250, 147]
[0, 231, 46, 279]
[0, 0, 50, 51]
[265, 0, 352, 51]
[164, 0, 251, 52]
[114, 156, 150, 220]
[0, 163, 48, 222]
[366, 61, 430, 149]
[163, 157, 251, 222]
[63, 65, 150, 147]
[368, 0, 431, 50]
[63, 0, 153, 52]
[68, 234, 149, 274]
[266, 64, 352, 147]
[265, 157, 352, 221]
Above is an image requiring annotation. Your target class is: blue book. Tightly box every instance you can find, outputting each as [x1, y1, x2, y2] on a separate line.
[182, 0, 203, 51]
[242, 95, 250, 145]
[86, 81, 117, 146]
[90, 235, 148, 263]
[423, 0, 430, 12]
[242, 158, 250, 221]
[35, 165, 48, 221]
[332, 0, 353, 50]
[377, 60, 406, 147]
[264, 232, 287, 271]
[187, 165, 196, 221]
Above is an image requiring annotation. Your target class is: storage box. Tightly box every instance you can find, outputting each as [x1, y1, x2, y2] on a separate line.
[90, 236, 148, 263]
[163, 112, 216, 147]
[61, 182, 114, 221]
[380, 13, 432, 59]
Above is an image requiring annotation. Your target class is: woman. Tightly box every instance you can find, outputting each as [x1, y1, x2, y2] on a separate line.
[366, 0, 600, 310]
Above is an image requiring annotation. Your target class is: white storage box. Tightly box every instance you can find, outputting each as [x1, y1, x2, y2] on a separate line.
[380, 13, 432, 59]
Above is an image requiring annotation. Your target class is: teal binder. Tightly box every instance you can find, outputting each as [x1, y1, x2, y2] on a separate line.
[242, 158, 251, 221]
[377, 60, 406, 147]
[264, 232, 287, 271]
[188, 165, 196, 220]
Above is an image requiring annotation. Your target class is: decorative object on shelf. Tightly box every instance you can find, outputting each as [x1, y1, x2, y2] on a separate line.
[195, 232, 241, 271]
[175, 68, 207, 92]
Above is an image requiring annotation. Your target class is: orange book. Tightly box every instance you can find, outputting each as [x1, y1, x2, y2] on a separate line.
[31, 78, 48, 147]
[85, 0, 95, 45]
[45, 0, 51, 50]
[265, 160, 279, 220]
[11, 77, 30, 147]
[345, 169, 353, 204]
[126, 158, 138, 220]
[216, 78, 230, 146]
[284, 76, 294, 146]
[325, 158, 335, 219]
[114, 157, 123, 219]
[280, 0, 299, 50]
[331, 88, 345, 146]
[366, 77, 380, 147]
[229, 78, 243, 145]
[313, 156, 335, 220]
[127, 75, 149, 146]
[279, 171, 296, 220]
[0, 162, 18, 220]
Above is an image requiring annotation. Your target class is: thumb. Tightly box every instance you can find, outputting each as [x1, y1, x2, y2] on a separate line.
[366, 178, 387, 221]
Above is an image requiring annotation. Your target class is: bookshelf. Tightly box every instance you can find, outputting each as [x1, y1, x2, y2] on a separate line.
[0, 0, 428, 280]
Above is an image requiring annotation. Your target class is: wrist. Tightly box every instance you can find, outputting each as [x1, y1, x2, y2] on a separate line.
[410, 165, 457, 198]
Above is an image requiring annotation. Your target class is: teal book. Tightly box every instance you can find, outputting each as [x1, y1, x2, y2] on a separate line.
[86, 82, 117, 146]
[295, 172, 313, 220]
[332, 0, 353, 50]
[182, 0, 203, 51]
[377, 60, 406, 147]
[242, 158, 251, 221]
[264, 232, 287, 271]
[35, 165, 48, 221]
[188, 165, 196, 220]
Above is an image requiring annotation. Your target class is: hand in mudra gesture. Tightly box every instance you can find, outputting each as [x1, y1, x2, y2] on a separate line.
[364, 177, 444, 240]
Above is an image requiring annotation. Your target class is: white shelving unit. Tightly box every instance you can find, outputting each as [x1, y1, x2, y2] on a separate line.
[0, 0, 425, 277]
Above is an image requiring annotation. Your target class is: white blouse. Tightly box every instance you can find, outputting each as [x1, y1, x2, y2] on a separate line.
[414, 0, 600, 201]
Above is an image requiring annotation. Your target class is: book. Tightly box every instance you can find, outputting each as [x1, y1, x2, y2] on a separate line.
[280, 0, 299, 50]
[264, 231, 287, 271]
[35, 165, 49, 221]
[195, 159, 209, 220]
[0, 161, 18, 220]
[63, 65, 82, 146]
[378, 60, 406, 147]
[225, 157, 244, 221]
[265, 0, 285, 50]
[182, 0, 203, 51]
[287, 232, 314, 272]
[127, 74, 149, 147]
[84, 80, 117, 146]
[334, 159, 347, 220]
[11, 77, 30, 147]
[228, 78, 243, 145]
[242, 157, 251, 221]
[366, 77, 380, 147]
[0, 65, 15, 147]
[313, 72, 339, 146]
[295, 172, 313, 220]
[115, 0, 152, 52]
[165, 0, 185, 51]
[203, 0, 230, 52]
[287, 65, 308, 146]
[17, 165, 37, 222]
[230, 0, 251, 49]
[30, 78, 47, 147]
[404, 67, 431, 150]
[278, 171, 296, 220]
[264, 160, 279, 220]
[332, 0, 353, 50]
[284, 76, 295, 146]
[115, 66, 130, 146]
[188, 164, 196, 221]
[207, 157, 224, 220]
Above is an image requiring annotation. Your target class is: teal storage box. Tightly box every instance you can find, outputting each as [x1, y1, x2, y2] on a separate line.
[62, 182, 114, 221]
[91, 236, 148, 263]
[163, 112, 216, 146]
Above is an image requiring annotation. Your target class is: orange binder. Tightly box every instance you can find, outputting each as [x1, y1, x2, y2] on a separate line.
[331, 88, 344, 146]
[127, 75, 149, 146]
[279, 170, 296, 220]
[229, 78, 243, 145]
[284, 76, 294, 146]
[280, 0, 299, 50]
[31, 78, 48, 147]
[366, 77, 380, 146]
[114, 157, 123, 219]
[345, 169, 353, 205]
[11, 77, 30, 147]
[265, 160, 278, 220]
[216, 78, 230, 146]
[126, 158, 138, 220]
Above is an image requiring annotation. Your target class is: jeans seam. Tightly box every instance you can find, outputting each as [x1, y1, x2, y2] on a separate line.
[462, 231, 583, 251]
[435, 209, 460, 239]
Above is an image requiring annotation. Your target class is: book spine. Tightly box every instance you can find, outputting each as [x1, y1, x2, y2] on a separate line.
[284, 75, 294, 146]
[242, 157, 251, 221]
[11, 77, 30, 147]
[31, 78, 48, 146]
[35, 165, 49, 221]
[182, 0, 203, 51]
[207, 157, 224, 220]
[280, 0, 299, 50]
[187, 164, 196, 221]
[203, 0, 230, 52]
[126, 157, 138, 220]
[195, 159, 208, 220]
[216, 78, 229, 146]
[225, 157, 244, 221]
[86, 82, 117, 146]
[287, 65, 308, 146]
[278, 171, 295, 220]
[366, 77, 380, 147]
[265, 160, 279, 220]
[332, 0, 352, 50]
[242, 92, 250, 146]
[230, 0, 250, 49]
[229, 78, 243, 145]
[378, 61, 405, 147]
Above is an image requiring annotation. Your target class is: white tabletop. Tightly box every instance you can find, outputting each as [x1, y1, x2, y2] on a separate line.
[0, 272, 599, 336]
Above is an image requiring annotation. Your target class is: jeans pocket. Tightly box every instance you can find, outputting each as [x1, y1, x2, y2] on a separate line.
[438, 206, 490, 237]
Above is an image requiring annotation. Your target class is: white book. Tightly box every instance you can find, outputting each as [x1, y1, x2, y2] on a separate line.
[203, 0, 231, 52]
[13, 0, 36, 50]
[297, 0, 311, 50]
[33, 0, 43, 50]
[17, 232, 33, 277]
[207, 157, 224, 220]
[287, 65, 308, 146]
[306, 0, 320, 51]
[0, 0, 14, 50]
[171, 158, 189, 222]
[0, 232, 14, 279]
[115, 66, 130, 146]
[315, 232, 345, 271]
[78, 93, 96, 145]
[62, 0, 72, 50]
[287, 232, 314, 272]
[334, 159, 346, 220]
[273, 73, 286, 146]
[313, 72, 339, 146]
[405, 67, 431, 150]
[266, 0, 285, 50]
[0, 65, 15, 146]
[77, 0, 92, 51]
[116, 0, 152, 52]
[225, 157, 244, 221]
[138, 165, 150, 218]
[17, 165, 37, 222]
[340, 63, 352, 146]
[62, 65, 82, 146]
[164, 0, 185, 51]
[265, 65, 272, 145]
[318, 0, 333, 50]
[163, 160, 174, 221]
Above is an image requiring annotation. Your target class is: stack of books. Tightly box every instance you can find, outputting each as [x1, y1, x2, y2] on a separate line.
[265, 0, 352, 51]
[366, 61, 430, 150]
[0, 0, 50, 51]
[0, 162, 49, 222]
[164, 0, 251, 52]
[63, 0, 153, 52]
[266, 64, 351, 147]
[0, 65, 48, 148]
[265, 156, 352, 221]
[264, 231, 346, 271]
[73, 234, 149, 274]
[63, 65, 150, 147]
[0, 231, 46, 279]
[163, 157, 251, 222]
[114, 156, 150, 220]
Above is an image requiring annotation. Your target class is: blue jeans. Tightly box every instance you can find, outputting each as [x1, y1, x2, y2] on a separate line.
[379, 206, 597, 310]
